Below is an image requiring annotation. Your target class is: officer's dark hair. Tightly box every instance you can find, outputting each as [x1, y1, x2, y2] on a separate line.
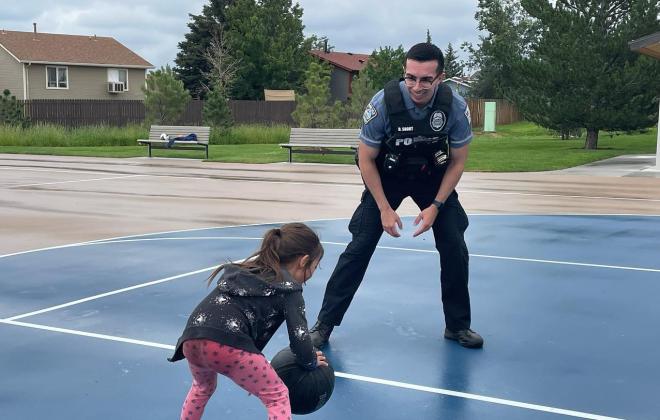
[405, 42, 445, 73]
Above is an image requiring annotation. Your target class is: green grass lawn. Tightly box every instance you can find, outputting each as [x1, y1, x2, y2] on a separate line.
[467, 123, 657, 171]
[0, 122, 656, 171]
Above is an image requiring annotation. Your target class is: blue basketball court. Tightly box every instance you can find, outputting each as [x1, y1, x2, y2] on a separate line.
[1, 214, 659, 419]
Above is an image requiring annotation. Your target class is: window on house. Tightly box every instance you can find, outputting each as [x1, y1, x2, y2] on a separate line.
[108, 69, 129, 91]
[47, 66, 68, 89]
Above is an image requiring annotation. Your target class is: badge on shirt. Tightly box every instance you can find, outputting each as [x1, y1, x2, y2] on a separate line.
[363, 103, 378, 125]
[430, 110, 447, 132]
[465, 106, 471, 126]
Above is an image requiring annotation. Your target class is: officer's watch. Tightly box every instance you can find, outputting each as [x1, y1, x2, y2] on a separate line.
[432, 199, 445, 210]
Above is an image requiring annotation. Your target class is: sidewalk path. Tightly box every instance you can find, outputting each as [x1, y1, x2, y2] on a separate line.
[553, 154, 660, 177]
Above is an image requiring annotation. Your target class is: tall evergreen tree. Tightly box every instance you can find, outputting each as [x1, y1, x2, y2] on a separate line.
[426, 29, 432, 43]
[467, 0, 537, 99]
[142, 66, 191, 125]
[513, 0, 660, 149]
[0, 89, 30, 128]
[292, 60, 343, 128]
[224, 0, 311, 100]
[362, 45, 406, 90]
[444, 43, 464, 78]
[203, 84, 233, 129]
[344, 72, 377, 128]
[175, 0, 235, 99]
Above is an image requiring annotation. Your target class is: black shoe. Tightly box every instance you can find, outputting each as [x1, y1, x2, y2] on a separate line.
[309, 321, 334, 349]
[444, 328, 484, 349]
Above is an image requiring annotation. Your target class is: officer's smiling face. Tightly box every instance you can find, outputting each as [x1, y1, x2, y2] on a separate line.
[404, 59, 444, 107]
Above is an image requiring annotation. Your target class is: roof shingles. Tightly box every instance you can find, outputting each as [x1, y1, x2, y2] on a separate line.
[0, 30, 153, 68]
[310, 50, 370, 72]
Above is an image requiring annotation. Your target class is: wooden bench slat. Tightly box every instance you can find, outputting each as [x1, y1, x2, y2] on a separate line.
[281, 128, 361, 162]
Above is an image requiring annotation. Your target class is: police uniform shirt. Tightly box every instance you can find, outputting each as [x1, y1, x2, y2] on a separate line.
[360, 80, 473, 149]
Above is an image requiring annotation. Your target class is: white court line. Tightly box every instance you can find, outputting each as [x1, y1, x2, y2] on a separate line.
[0, 318, 624, 420]
[2, 162, 657, 201]
[63, 170, 660, 203]
[460, 189, 660, 203]
[153, 173, 363, 188]
[325, 242, 660, 273]
[5, 236, 657, 322]
[0, 319, 175, 350]
[4, 265, 220, 321]
[336, 371, 623, 420]
[46, 236, 660, 273]
[468, 253, 660, 273]
[0, 167, 110, 175]
[91, 236, 264, 244]
[150, 175, 658, 203]
[0, 217, 353, 260]
[11, 174, 147, 188]
[2, 214, 659, 261]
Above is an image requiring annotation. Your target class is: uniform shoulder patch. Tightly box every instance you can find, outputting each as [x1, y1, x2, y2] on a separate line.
[465, 105, 471, 125]
[363, 103, 378, 125]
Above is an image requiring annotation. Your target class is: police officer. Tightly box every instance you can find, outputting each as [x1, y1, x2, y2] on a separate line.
[310, 42, 483, 349]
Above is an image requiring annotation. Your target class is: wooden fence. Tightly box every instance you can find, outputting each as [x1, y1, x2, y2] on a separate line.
[20, 98, 519, 128]
[21, 99, 296, 127]
[22, 100, 145, 127]
[466, 98, 521, 127]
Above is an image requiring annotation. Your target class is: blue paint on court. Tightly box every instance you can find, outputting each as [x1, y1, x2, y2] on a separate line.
[1, 215, 659, 419]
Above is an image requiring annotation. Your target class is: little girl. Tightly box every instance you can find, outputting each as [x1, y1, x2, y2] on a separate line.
[169, 223, 327, 420]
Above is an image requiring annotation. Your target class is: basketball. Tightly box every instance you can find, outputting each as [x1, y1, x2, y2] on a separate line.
[270, 347, 335, 414]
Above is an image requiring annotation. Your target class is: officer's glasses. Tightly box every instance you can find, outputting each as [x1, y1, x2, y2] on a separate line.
[403, 74, 440, 89]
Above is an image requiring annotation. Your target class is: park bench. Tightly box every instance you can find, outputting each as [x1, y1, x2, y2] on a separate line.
[137, 125, 211, 159]
[280, 128, 360, 163]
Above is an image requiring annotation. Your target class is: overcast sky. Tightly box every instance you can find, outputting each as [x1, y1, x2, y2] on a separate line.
[1, 0, 482, 69]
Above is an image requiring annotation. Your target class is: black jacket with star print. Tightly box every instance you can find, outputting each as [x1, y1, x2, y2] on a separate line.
[169, 264, 317, 370]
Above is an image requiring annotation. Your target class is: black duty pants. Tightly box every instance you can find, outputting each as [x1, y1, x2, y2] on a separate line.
[316, 177, 471, 332]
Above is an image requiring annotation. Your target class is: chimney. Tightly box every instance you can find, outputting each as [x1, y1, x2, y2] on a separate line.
[323, 39, 328, 54]
[33, 23, 37, 34]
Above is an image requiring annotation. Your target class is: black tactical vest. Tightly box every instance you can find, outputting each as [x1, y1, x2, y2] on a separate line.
[376, 80, 453, 179]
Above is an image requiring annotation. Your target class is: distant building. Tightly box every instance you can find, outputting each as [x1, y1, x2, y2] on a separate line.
[0, 24, 153, 100]
[264, 89, 295, 101]
[444, 76, 473, 97]
[310, 49, 370, 102]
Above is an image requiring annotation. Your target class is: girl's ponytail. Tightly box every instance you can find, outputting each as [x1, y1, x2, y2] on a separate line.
[207, 223, 324, 285]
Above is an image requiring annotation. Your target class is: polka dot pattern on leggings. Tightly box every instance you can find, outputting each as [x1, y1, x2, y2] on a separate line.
[180, 339, 291, 420]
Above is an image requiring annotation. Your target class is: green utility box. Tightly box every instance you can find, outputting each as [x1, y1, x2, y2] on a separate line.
[484, 101, 496, 132]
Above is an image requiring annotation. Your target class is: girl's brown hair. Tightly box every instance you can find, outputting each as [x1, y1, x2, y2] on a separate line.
[207, 222, 324, 286]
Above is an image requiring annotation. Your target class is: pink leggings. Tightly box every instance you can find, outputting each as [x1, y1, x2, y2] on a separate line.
[181, 339, 291, 420]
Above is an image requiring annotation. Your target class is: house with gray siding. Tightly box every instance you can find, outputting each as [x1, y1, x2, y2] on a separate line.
[0, 26, 153, 100]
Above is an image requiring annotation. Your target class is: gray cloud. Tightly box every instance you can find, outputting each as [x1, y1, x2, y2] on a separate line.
[0, 0, 479, 68]
[297, 0, 480, 55]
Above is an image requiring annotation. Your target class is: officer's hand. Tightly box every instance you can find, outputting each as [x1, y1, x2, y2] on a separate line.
[381, 208, 402, 237]
[412, 206, 438, 237]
